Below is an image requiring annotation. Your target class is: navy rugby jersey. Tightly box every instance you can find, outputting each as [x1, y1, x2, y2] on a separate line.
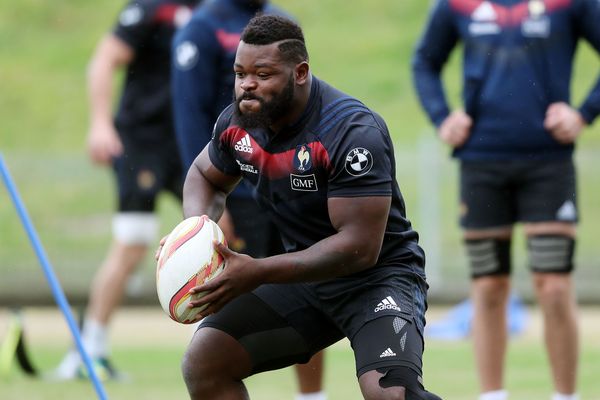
[208, 77, 425, 271]
[412, 0, 600, 160]
[112, 0, 198, 142]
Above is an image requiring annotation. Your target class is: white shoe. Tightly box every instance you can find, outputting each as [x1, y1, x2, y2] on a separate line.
[45, 350, 81, 381]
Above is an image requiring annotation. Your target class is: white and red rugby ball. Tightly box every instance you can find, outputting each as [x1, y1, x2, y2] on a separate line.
[156, 215, 226, 324]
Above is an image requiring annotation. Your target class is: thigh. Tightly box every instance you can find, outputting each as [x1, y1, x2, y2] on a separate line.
[200, 288, 343, 375]
[352, 315, 424, 377]
[315, 264, 428, 344]
[114, 137, 181, 212]
[351, 277, 440, 400]
[345, 272, 428, 378]
[460, 161, 514, 229]
[516, 159, 577, 223]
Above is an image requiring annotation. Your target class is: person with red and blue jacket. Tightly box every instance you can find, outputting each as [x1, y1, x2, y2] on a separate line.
[413, 1, 600, 399]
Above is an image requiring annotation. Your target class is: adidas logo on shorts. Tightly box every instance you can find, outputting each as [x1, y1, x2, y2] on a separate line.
[374, 296, 401, 313]
[234, 134, 253, 154]
[379, 348, 397, 358]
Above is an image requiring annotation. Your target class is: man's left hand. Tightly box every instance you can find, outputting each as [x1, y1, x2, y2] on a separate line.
[187, 241, 263, 317]
[544, 102, 586, 144]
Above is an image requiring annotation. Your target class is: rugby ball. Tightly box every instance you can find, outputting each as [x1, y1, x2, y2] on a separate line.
[156, 215, 226, 324]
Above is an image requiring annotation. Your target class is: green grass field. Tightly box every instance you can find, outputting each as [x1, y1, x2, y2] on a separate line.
[2, 0, 600, 398]
[1, 307, 600, 399]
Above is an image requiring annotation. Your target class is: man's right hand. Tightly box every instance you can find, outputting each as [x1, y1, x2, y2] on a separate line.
[438, 110, 473, 148]
[87, 123, 123, 165]
[155, 235, 169, 261]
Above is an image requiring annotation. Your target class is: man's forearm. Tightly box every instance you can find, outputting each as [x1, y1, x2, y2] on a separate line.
[257, 229, 380, 284]
[182, 163, 227, 221]
[87, 55, 115, 127]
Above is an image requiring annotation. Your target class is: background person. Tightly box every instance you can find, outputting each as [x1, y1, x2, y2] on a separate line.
[52, 0, 199, 380]
[167, 14, 442, 400]
[171, 1, 326, 399]
[412, 1, 600, 399]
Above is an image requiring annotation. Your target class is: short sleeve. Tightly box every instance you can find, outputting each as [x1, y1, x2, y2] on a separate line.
[327, 113, 394, 197]
[207, 108, 242, 176]
[112, 1, 154, 49]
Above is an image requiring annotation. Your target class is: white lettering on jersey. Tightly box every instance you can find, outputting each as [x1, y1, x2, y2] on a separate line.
[290, 174, 318, 192]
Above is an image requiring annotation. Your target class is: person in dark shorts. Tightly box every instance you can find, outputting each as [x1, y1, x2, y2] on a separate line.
[171, 2, 327, 398]
[160, 15, 441, 400]
[412, 1, 600, 399]
[52, 0, 199, 380]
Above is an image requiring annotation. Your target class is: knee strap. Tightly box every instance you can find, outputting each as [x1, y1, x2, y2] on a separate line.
[528, 235, 574, 273]
[465, 239, 511, 278]
[112, 212, 158, 245]
[377, 367, 442, 400]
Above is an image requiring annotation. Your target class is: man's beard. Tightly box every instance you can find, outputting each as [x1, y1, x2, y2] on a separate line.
[234, 74, 295, 130]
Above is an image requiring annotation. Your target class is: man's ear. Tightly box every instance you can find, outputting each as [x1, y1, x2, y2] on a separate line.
[295, 61, 310, 85]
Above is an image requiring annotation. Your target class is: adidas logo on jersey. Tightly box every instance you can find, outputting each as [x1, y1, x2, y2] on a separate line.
[374, 296, 401, 313]
[380, 348, 397, 358]
[472, 1, 497, 22]
[234, 134, 253, 154]
[469, 1, 500, 36]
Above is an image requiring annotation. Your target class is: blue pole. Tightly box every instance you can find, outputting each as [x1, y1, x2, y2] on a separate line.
[0, 153, 108, 400]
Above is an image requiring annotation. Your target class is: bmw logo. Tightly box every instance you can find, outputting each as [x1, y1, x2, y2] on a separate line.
[344, 147, 373, 176]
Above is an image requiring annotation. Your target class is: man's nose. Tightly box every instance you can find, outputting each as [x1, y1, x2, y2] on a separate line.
[240, 77, 257, 91]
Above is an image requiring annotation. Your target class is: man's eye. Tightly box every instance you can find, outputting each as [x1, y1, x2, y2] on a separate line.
[235, 72, 245, 78]
[258, 73, 270, 79]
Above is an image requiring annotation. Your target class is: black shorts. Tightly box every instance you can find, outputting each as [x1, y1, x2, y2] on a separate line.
[200, 264, 428, 377]
[225, 195, 284, 258]
[459, 159, 578, 229]
[113, 135, 183, 212]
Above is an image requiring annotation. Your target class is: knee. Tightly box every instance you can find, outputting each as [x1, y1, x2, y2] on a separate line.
[181, 347, 196, 388]
[362, 383, 442, 400]
[473, 276, 511, 309]
[359, 368, 442, 400]
[180, 329, 232, 398]
[181, 342, 213, 397]
[533, 274, 573, 311]
[376, 387, 406, 400]
[361, 383, 407, 400]
[180, 327, 252, 398]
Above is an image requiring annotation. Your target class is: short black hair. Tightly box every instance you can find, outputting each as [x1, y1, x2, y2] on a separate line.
[241, 14, 308, 64]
